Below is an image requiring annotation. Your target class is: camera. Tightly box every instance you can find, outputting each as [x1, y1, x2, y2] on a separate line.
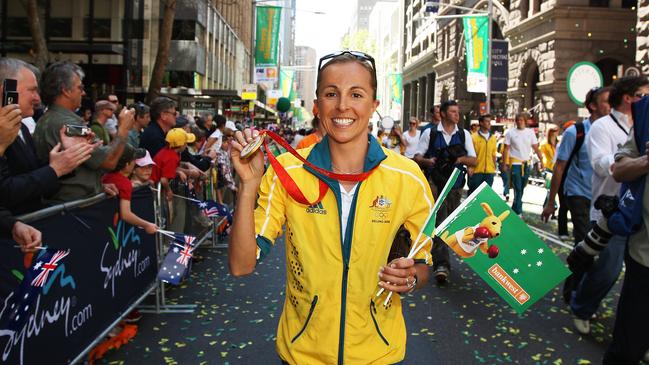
[65, 124, 91, 137]
[2, 79, 19, 107]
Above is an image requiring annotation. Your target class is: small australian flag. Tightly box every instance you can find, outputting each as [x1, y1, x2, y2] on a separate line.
[157, 233, 196, 286]
[0, 248, 70, 331]
[194, 199, 232, 224]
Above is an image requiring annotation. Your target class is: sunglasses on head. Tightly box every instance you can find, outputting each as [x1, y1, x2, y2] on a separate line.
[316, 51, 376, 89]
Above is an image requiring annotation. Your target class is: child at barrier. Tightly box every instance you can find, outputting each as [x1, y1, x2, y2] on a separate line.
[101, 144, 158, 234]
[131, 150, 156, 187]
[150, 128, 195, 201]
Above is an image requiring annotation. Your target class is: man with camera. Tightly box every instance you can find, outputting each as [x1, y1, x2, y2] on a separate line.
[33, 61, 135, 203]
[0, 58, 97, 214]
[414, 100, 477, 283]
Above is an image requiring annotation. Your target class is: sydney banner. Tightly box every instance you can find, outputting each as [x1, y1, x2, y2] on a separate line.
[463, 15, 489, 94]
[0, 188, 158, 365]
[255, 6, 282, 67]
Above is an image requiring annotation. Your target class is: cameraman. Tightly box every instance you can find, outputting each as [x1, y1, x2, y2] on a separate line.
[414, 100, 476, 283]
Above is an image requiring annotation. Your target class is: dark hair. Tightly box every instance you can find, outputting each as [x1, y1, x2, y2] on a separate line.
[129, 102, 150, 118]
[316, 53, 377, 99]
[39, 61, 85, 106]
[214, 114, 226, 127]
[584, 86, 612, 113]
[440, 100, 458, 114]
[429, 105, 440, 113]
[150, 96, 176, 122]
[608, 76, 649, 108]
[478, 114, 493, 123]
[311, 116, 320, 129]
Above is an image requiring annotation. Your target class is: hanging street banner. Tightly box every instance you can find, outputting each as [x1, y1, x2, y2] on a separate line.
[254, 66, 279, 84]
[389, 73, 403, 105]
[279, 69, 296, 99]
[436, 183, 570, 314]
[463, 15, 489, 94]
[255, 6, 282, 67]
[491, 40, 509, 93]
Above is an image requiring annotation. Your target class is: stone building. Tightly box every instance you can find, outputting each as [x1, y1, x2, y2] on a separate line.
[401, 0, 638, 125]
[0, 0, 253, 101]
[638, 0, 649, 75]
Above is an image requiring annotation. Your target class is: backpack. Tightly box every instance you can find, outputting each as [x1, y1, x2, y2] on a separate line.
[607, 97, 649, 236]
[424, 127, 467, 190]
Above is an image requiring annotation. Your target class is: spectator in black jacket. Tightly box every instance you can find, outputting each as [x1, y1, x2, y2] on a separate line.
[0, 103, 41, 253]
[0, 58, 95, 214]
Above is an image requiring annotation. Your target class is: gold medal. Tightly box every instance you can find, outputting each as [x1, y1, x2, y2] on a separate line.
[239, 133, 265, 159]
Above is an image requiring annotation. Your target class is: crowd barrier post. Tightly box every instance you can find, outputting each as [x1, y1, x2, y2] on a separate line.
[137, 182, 197, 314]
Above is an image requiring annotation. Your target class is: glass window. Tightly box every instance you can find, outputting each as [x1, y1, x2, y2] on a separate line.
[6, 17, 30, 37]
[171, 19, 196, 41]
[84, 18, 112, 38]
[47, 18, 73, 38]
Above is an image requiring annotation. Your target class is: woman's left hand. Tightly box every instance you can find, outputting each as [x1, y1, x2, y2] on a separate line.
[378, 257, 417, 293]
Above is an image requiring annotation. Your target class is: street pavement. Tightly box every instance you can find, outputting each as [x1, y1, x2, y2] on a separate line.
[101, 177, 628, 365]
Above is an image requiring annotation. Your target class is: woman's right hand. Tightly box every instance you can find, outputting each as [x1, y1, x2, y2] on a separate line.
[231, 128, 265, 187]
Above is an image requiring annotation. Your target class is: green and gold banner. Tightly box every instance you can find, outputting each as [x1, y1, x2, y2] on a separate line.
[463, 15, 489, 93]
[255, 6, 282, 67]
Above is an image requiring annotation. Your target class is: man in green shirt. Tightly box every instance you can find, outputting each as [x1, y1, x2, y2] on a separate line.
[89, 100, 114, 145]
[33, 61, 135, 203]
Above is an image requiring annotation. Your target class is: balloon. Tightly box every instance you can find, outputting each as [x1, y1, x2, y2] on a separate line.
[277, 97, 291, 113]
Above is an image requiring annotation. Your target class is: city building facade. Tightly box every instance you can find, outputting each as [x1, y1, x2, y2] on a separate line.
[294, 45, 316, 113]
[0, 0, 253, 105]
[401, 0, 638, 126]
[369, 1, 403, 121]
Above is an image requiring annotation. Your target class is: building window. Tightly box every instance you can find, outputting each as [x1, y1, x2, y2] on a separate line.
[84, 18, 112, 38]
[127, 19, 145, 39]
[6, 17, 30, 37]
[172, 20, 196, 41]
[589, 0, 609, 6]
[520, 0, 529, 19]
[621, 0, 636, 8]
[47, 18, 73, 38]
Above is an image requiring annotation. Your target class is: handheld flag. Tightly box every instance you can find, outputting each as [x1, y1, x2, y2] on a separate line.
[158, 232, 197, 285]
[436, 183, 570, 313]
[194, 199, 232, 224]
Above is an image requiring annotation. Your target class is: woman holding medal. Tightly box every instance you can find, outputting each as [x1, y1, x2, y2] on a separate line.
[229, 51, 435, 365]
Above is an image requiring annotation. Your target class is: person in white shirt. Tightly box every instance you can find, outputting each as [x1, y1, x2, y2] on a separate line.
[569, 75, 649, 336]
[403, 116, 421, 159]
[502, 113, 544, 215]
[414, 100, 476, 283]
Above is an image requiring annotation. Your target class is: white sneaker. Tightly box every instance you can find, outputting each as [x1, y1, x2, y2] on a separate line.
[573, 317, 590, 335]
[559, 234, 571, 241]
[644, 349, 649, 363]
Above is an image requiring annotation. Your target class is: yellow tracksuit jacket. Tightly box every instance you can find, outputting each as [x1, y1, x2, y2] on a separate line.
[254, 135, 434, 365]
[472, 131, 498, 174]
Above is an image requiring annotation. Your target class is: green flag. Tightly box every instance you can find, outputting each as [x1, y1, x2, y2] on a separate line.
[389, 73, 403, 105]
[463, 15, 489, 93]
[255, 6, 282, 66]
[436, 183, 570, 314]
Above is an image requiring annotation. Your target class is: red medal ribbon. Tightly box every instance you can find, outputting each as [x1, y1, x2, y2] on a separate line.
[259, 130, 377, 206]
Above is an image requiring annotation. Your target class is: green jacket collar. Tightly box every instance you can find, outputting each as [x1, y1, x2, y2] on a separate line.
[304, 134, 386, 183]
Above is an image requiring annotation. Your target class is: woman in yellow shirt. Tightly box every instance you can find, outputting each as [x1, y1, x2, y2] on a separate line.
[540, 125, 558, 213]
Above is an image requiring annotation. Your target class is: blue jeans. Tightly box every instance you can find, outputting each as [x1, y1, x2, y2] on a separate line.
[501, 169, 510, 197]
[467, 173, 495, 196]
[570, 234, 626, 320]
[510, 164, 529, 214]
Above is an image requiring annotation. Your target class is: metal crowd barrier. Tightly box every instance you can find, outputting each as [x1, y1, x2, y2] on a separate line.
[138, 166, 228, 314]
[13, 176, 229, 363]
